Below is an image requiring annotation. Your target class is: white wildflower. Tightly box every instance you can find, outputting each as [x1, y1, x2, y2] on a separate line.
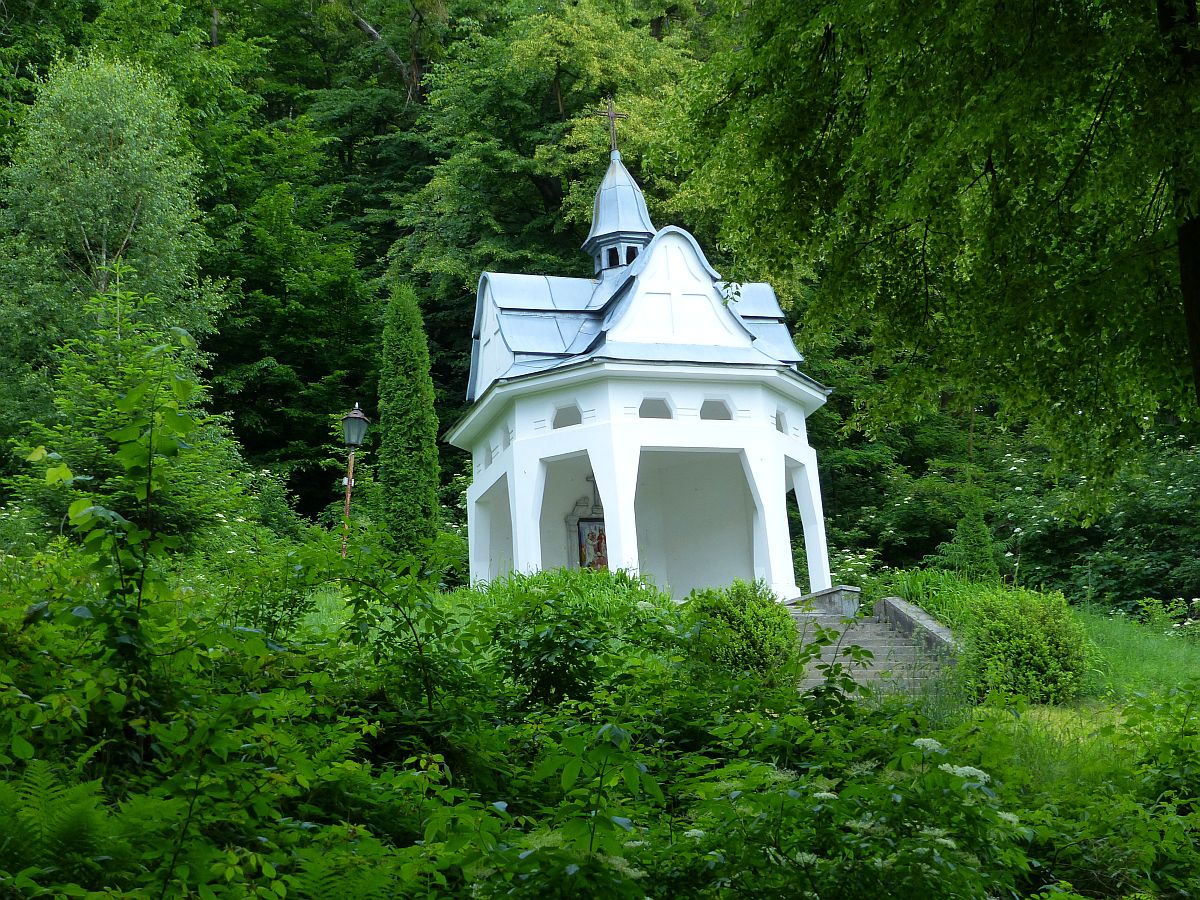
[684, 829, 705, 840]
[997, 812, 1020, 825]
[939, 763, 990, 783]
[912, 738, 944, 754]
[813, 791, 838, 801]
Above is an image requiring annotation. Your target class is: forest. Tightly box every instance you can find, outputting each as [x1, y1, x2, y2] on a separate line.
[0, 0, 1199, 897]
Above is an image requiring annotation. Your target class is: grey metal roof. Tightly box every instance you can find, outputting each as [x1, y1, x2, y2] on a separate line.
[583, 150, 655, 251]
[485, 273, 600, 312]
[464, 155, 818, 404]
[725, 282, 786, 319]
[468, 231, 808, 401]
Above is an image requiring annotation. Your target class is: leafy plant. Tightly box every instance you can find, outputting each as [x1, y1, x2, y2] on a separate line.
[484, 568, 680, 705]
[683, 579, 800, 684]
[923, 501, 1002, 581]
[0, 760, 178, 894]
[898, 569, 1096, 703]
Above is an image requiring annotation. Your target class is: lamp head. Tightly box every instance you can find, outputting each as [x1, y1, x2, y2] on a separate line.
[341, 402, 369, 448]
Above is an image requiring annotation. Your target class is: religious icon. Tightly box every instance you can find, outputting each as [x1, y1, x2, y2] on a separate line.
[578, 518, 608, 570]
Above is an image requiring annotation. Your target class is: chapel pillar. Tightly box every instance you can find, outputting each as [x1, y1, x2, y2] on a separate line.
[789, 455, 832, 592]
[742, 449, 800, 599]
[590, 436, 641, 573]
[508, 447, 545, 572]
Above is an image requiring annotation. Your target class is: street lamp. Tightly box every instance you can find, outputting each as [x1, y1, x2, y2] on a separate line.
[340, 402, 369, 558]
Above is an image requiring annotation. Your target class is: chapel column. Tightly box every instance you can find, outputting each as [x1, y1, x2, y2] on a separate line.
[789, 453, 832, 593]
[508, 444, 545, 572]
[590, 434, 641, 573]
[742, 448, 800, 599]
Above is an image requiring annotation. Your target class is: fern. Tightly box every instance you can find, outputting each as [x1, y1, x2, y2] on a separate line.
[291, 832, 405, 900]
[0, 760, 131, 890]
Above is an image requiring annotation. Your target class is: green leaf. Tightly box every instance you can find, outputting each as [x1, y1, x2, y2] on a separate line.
[106, 424, 145, 442]
[560, 757, 582, 792]
[44, 463, 73, 485]
[115, 381, 150, 412]
[171, 373, 196, 400]
[11, 734, 35, 760]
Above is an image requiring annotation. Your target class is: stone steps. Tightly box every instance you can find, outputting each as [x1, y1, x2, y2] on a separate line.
[786, 589, 952, 694]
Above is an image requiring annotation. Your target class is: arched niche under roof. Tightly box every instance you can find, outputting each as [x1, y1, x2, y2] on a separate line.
[700, 399, 733, 421]
[553, 404, 583, 429]
[638, 397, 673, 419]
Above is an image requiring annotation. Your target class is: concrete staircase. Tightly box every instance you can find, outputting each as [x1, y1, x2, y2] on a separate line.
[787, 587, 955, 694]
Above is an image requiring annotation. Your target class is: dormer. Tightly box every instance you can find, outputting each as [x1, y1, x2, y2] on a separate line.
[581, 150, 656, 275]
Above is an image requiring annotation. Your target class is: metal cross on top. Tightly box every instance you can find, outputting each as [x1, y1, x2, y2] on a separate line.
[594, 96, 627, 152]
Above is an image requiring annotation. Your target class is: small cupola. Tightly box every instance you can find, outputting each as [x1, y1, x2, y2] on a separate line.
[582, 149, 656, 274]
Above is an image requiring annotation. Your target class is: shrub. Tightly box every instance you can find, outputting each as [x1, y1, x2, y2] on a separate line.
[683, 580, 800, 684]
[478, 568, 681, 705]
[923, 503, 1001, 581]
[898, 569, 1095, 704]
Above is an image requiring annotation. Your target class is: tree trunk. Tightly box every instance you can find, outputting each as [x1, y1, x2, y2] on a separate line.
[1180, 214, 1200, 405]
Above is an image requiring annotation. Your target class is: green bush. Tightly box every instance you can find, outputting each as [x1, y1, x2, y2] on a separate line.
[923, 503, 1002, 581]
[683, 579, 800, 684]
[898, 569, 1095, 704]
[476, 568, 681, 704]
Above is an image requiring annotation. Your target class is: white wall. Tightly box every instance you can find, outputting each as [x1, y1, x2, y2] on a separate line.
[635, 450, 755, 599]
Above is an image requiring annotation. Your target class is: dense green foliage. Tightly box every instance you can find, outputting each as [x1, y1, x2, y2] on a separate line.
[0, 56, 217, 484]
[1, 6, 1200, 896]
[673, 0, 1200, 478]
[996, 435, 1200, 609]
[2, 528, 1198, 897]
[376, 283, 441, 556]
[682, 579, 802, 684]
[897, 570, 1097, 704]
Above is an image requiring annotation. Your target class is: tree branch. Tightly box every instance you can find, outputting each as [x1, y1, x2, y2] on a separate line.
[1051, 57, 1127, 207]
[349, 7, 416, 100]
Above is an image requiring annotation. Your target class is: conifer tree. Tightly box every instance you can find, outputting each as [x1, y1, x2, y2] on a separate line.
[377, 282, 441, 555]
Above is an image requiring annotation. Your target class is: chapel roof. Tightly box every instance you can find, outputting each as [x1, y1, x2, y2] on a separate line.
[582, 150, 656, 255]
[463, 154, 822, 405]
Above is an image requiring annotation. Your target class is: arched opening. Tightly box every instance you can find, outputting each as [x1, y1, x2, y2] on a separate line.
[635, 450, 755, 599]
[700, 399, 733, 421]
[552, 404, 582, 429]
[476, 475, 513, 581]
[625, 246, 639, 264]
[539, 452, 600, 570]
[638, 397, 673, 419]
[606, 247, 620, 268]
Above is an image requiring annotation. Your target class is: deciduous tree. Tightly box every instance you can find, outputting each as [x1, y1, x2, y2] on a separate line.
[674, 0, 1200, 478]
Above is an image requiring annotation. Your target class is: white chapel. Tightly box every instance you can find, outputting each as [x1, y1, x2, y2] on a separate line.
[446, 143, 833, 600]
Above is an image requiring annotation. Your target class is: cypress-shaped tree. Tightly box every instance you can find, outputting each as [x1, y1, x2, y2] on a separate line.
[377, 282, 441, 556]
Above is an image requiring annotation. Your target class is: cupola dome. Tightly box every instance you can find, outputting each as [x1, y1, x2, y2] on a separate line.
[582, 150, 656, 274]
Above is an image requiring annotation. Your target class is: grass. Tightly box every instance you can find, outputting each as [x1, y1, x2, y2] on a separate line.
[887, 570, 1200, 797]
[300, 587, 352, 634]
[1075, 605, 1200, 698]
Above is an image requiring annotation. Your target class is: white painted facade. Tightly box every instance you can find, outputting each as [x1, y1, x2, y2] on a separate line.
[446, 151, 833, 600]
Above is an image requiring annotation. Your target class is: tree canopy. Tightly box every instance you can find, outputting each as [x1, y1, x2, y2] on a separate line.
[671, 0, 1199, 476]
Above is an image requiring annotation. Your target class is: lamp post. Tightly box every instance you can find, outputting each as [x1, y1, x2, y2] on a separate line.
[340, 402, 369, 558]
